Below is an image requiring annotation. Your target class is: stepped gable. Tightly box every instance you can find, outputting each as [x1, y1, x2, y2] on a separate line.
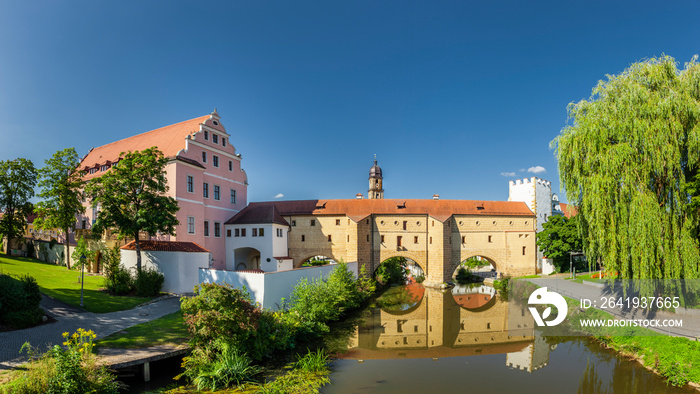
[80, 114, 210, 180]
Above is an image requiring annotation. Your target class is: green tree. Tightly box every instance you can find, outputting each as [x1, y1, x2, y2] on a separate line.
[536, 215, 583, 272]
[85, 148, 179, 272]
[375, 256, 407, 286]
[71, 235, 96, 270]
[553, 55, 700, 279]
[0, 158, 37, 255]
[34, 148, 85, 268]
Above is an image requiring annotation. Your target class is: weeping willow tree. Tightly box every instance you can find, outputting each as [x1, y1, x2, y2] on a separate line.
[553, 56, 700, 280]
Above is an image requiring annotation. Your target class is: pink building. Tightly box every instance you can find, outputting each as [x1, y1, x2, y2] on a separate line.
[78, 110, 247, 269]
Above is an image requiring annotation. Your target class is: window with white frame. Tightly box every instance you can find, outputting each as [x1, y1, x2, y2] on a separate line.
[230, 189, 236, 204]
[187, 216, 195, 234]
[203, 182, 209, 198]
[187, 175, 194, 193]
[202, 151, 207, 163]
[235, 228, 240, 237]
[228, 160, 232, 171]
[204, 220, 209, 237]
[214, 185, 220, 200]
[213, 155, 219, 168]
[222, 138, 226, 147]
[214, 222, 221, 237]
[252, 228, 258, 237]
[213, 134, 219, 144]
[204, 130, 209, 140]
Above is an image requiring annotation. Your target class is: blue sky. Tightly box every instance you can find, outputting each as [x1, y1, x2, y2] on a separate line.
[1, 1, 698, 203]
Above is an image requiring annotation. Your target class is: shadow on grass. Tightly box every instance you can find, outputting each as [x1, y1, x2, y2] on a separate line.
[42, 287, 150, 314]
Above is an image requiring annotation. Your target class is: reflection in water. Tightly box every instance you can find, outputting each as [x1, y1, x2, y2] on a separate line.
[346, 285, 540, 364]
[326, 285, 694, 393]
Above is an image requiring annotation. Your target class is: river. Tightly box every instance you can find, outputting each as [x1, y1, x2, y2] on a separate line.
[323, 284, 695, 393]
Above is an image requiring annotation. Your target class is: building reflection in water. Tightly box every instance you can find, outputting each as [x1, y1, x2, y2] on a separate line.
[343, 284, 552, 373]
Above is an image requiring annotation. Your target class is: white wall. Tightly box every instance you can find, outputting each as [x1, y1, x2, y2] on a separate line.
[199, 261, 359, 310]
[541, 258, 556, 275]
[121, 249, 211, 294]
[225, 222, 291, 272]
[199, 268, 267, 304]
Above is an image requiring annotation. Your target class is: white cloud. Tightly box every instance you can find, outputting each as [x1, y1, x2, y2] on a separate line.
[527, 166, 546, 174]
[275, 193, 284, 199]
[519, 168, 525, 172]
[500, 172, 517, 177]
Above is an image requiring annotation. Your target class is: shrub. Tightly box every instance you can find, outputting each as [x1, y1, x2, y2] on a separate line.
[356, 265, 377, 300]
[0, 275, 43, 329]
[286, 263, 369, 339]
[4, 329, 121, 393]
[294, 348, 328, 372]
[181, 340, 262, 391]
[181, 284, 292, 362]
[134, 267, 164, 297]
[102, 244, 135, 295]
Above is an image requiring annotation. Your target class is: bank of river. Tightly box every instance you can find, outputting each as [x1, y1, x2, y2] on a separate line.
[322, 284, 697, 393]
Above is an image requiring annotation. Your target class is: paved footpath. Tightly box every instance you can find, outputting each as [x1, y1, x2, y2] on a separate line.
[525, 276, 700, 339]
[0, 295, 181, 369]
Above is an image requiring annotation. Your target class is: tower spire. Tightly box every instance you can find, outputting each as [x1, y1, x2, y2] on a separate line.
[368, 156, 384, 199]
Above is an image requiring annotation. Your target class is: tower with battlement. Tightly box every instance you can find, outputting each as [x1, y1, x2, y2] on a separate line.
[508, 177, 552, 232]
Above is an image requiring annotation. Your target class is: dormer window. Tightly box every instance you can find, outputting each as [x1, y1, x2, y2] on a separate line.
[89, 168, 97, 174]
[204, 131, 209, 140]
[213, 134, 219, 144]
[100, 164, 109, 172]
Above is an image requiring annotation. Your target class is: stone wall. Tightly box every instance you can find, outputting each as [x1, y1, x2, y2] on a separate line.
[283, 211, 536, 282]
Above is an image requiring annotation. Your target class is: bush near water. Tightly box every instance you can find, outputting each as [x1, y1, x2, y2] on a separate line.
[179, 262, 375, 391]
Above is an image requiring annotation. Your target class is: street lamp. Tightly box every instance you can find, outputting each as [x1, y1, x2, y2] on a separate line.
[80, 253, 85, 308]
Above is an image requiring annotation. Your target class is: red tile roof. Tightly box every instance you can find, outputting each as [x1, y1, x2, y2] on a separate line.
[559, 203, 578, 218]
[120, 240, 209, 253]
[228, 199, 534, 224]
[80, 114, 210, 180]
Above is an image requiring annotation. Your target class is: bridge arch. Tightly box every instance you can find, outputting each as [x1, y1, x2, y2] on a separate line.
[376, 251, 427, 276]
[294, 253, 340, 268]
[449, 251, 502, 279]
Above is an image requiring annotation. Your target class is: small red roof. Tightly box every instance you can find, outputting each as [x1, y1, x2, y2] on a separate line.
[120, 240, 209, 253]
[559, 203, 578, 218]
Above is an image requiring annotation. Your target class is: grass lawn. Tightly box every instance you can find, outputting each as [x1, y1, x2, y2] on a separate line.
[95, 310, 188, 349]
[0, 255, 151, 313]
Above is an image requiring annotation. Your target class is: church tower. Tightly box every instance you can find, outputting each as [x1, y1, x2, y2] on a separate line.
[368, 157, 384, 199]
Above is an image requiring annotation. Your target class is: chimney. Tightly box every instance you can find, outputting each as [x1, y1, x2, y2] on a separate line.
[433, 194, 439, 200]
[356, 193, 363, 199]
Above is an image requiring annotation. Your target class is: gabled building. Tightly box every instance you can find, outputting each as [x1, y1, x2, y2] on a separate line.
[78, 110, 247, 268]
